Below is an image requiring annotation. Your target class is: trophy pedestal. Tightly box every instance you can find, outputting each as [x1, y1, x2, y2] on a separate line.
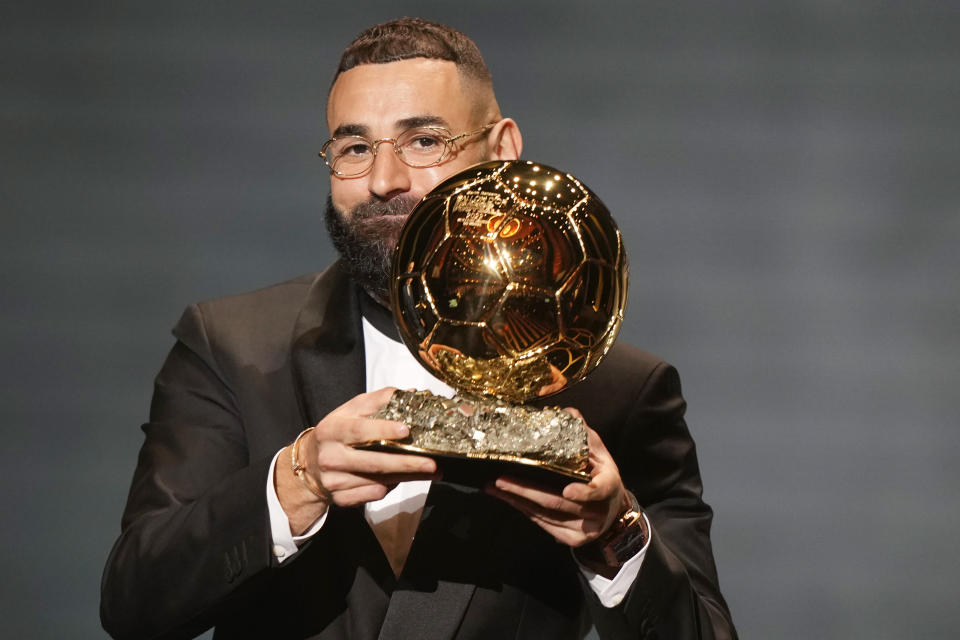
[356, 389, 591, 489]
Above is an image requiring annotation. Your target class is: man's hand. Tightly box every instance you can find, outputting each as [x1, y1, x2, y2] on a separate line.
[275, 387, 438, 534]
[484, 410, 631, 549]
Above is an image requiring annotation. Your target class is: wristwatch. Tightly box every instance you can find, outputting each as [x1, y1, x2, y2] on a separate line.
[579, 490, 648, 568]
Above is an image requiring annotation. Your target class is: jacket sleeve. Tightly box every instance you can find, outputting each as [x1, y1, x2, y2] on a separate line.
[100, 304, 281, 639]
[584, 362, 738, 640]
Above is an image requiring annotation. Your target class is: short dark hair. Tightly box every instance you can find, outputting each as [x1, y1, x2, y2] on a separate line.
[334, 17, 492, 86]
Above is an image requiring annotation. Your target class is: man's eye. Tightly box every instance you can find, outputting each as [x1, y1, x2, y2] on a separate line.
[407, 135, 442, 150]
[341, 143, 372, 157]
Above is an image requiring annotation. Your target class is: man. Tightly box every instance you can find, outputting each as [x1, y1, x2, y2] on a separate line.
[102, 18, 736, 639]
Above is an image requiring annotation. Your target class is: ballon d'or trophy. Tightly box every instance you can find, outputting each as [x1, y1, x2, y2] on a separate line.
[358, 160, 628, 487]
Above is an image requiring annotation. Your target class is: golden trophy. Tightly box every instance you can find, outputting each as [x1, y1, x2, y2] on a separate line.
[359, 160, 628, 487]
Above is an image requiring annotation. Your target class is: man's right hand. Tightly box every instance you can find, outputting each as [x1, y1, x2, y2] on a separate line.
[274, 387, 438, 535]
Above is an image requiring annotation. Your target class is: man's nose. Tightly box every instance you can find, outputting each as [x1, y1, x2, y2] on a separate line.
[367, 140, 411, 200]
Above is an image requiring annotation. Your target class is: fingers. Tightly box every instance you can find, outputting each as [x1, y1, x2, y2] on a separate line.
[303, 440, 438, 508]
[490, 477, 594, 518]
[561, 425, 621, 502]
[305, 434, 437, 506]
[327, 485, 392, 507]
[313, 387, 409, 444]
[562, 481, 606, 502]
[485, 481, 605, 547]
[487, 486, 582, 526]
[484, 420, 631, 548]
[343, 387, 399, 416]
[562, 469, 617, 502]
[320, 469, 441, 505]
[315, 416, 409, 445]
[315, 441, 436, 476]
[287, 388, 441, 510]
[486, 485, 582, 527]
[321, 469, 440, 492]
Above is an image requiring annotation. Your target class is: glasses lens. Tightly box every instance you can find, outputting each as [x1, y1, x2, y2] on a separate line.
[396, 128, 448, 167]
[324, 137, 374, 176]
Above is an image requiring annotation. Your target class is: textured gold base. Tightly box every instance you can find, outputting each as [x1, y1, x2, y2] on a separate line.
[354, 439, 592, 486]
[356, 389, 591, 488]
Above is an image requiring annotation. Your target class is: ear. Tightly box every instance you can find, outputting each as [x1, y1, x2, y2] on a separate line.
[487, 118, 523, 161]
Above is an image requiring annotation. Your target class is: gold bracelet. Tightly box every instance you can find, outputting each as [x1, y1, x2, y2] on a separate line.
[291, 427, 331, 501]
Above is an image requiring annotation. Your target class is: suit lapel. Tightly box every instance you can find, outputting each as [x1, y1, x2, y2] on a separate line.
[376, 483, 479, 640]
[291, 265, 477, 639]
[291, 262, 365, 427]
[376, 581, 475, 640]
[291, 265, 395, 638]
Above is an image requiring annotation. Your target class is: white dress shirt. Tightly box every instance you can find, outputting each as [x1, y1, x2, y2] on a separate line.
[266, 316, 649, 606]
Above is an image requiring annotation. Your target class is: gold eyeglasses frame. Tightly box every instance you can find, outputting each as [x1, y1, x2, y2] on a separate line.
[319, 123, 497, 177]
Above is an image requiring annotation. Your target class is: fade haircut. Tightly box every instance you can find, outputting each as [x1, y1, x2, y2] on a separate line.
[334, 17, 493, 88]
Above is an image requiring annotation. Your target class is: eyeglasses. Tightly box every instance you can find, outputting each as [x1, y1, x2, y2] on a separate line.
[319, 123, 496, 177]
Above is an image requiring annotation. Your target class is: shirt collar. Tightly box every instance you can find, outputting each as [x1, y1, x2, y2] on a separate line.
[357, 286, 402, 343]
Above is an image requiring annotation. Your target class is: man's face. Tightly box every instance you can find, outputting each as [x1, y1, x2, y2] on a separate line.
[324, 58, 493, 300]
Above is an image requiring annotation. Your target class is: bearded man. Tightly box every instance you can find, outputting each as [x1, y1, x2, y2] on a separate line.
[102, 17, 736, 640]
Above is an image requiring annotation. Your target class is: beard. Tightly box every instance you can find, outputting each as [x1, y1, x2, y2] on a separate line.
[324, 194, 418, 304]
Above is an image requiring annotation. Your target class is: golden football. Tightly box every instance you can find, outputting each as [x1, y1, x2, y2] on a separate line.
[391, 160, 628, 403]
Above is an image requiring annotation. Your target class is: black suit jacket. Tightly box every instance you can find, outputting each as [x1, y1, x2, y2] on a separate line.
[101, 263, 736, 639]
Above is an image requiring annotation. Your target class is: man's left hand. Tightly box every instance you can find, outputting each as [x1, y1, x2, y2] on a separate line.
[484, 409, 631, 549]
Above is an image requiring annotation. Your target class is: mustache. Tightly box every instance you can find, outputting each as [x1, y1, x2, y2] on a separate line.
[350, 195, 420, 221]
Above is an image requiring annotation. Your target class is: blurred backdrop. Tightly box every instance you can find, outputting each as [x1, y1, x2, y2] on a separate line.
[2, 1, 958, 638]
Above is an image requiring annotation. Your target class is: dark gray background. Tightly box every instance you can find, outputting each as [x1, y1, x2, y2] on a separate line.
[3, 1, 958, 638]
